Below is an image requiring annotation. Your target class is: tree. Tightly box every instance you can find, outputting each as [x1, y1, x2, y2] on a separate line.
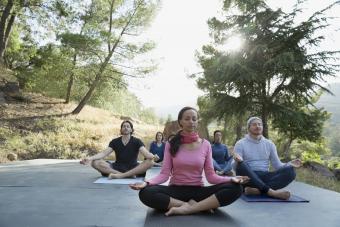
[56, 0, 102, 103]
[57, 32, 101, 103]
[195, 0, 339, 139]
[0, 0, 16, 65]
[0, 0, 70, 66]
[71, 0, 158, 114]
[197, 95, 247, 144]
[273, 102, 330, 160]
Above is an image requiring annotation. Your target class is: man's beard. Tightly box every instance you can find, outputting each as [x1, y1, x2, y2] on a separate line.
[121, 130, 131, 135]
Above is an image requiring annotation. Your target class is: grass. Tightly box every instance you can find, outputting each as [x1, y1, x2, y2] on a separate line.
[296, 167, 340, 193]
[0, 93, 161, 163]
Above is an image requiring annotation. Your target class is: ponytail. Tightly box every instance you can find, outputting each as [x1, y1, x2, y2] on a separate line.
[169, 130, 183, 157]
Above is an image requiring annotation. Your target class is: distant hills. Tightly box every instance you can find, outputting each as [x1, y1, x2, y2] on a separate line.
[154, 83, 340, 124]
[317, 83, 340, 125]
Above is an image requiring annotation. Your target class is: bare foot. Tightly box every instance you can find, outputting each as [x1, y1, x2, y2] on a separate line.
[108, 173, 137, 179]
[244, 187, 261, 195]
[108, 173, 124, 179]
[187, 199, 214, 214]
[165, 202, 192, 216]
[267, 189, 291, 200]
[216, 170, 224, 175]
[188, 199, 197, 206]
[225, 171, 235, 176]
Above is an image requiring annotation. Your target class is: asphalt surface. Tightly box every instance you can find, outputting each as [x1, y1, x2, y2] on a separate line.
[1, 160, 339, 227]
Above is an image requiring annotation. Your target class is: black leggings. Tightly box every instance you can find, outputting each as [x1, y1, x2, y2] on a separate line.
[139, 183, 242, 211]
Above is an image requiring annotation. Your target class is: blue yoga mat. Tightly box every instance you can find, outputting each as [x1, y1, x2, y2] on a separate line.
[241, 194, 309, 202]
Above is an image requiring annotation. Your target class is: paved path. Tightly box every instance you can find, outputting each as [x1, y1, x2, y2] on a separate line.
[0, 160, 339, 227]
[0, 160, 145, 227]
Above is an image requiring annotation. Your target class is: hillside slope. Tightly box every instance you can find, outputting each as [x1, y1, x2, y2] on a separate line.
[0, 92, 161, 163]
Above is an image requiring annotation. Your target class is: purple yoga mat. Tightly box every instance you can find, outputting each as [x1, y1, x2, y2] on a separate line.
[241, 194, 309, 202]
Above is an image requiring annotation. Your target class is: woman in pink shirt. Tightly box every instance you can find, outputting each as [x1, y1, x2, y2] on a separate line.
[130, 107, 248, 216]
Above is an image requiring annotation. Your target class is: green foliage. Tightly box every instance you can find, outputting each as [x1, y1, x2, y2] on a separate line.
[101, 88, 139, 113]
[4, 25, 38, 70]
[3, 0, 159, 117]
[301, 150, 323, 163]
[57, 33, 101, 53]
[272, 103, 330, 142]
[195, 0, 339, 140]
[16, 44, 73, 97]
[290, 140, 331, 162]
[326, 157, 340, 169]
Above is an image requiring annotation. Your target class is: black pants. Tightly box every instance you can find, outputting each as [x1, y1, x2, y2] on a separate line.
[100, 161, 145, 177]
[139, 183, 242, 211]
[235, 161, 296, 193]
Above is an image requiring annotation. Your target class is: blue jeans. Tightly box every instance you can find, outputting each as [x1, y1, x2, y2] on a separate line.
[235, 161, 296, 193]
[213, 156, 233, 173]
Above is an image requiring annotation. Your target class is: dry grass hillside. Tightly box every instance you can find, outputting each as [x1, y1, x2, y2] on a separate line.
[0, 92, 162, 163]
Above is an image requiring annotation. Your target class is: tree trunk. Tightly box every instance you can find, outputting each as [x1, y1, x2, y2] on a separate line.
[261, 112, 269, 139]
[71, 53, 113, 114]
[4, 14, 16, 51]
[283, 137, 293, 161]
[71, 73, 100, 114]
[261, 80, 269, 138]
[234, 115, 243, 145]
[65, 55, 77, 103]
[0, 0, 14, 65]
[65, 73, 74, 103]
[222, 116, 228, 143]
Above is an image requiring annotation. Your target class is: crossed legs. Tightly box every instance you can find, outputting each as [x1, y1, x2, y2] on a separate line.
[139, 183, 242, 216]
[235, 161, 296, 200]
[91, 159, 153, 179]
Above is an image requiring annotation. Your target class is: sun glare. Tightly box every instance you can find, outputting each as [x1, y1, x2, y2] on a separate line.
[220, 35, 243, 52]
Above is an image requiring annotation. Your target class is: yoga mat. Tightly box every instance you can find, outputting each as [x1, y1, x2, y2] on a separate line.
[144, 208, 239, 227]
[241, 194, 309, 202]
[145, 167, 169, 186]
[93, 177, 144, 184]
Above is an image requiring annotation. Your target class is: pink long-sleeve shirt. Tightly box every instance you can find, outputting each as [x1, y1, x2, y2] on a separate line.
[148, 139, 232, 186]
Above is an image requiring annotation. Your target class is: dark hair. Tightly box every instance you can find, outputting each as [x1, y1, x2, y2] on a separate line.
[155, 131, 164, 141]
[169, 107, 198, 157]
[213, 130, 222, 143]
[167, 134, 176, 142]
[120, 120, 134, 134]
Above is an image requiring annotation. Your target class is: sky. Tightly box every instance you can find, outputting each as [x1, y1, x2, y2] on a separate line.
[128, 0, 340, 118]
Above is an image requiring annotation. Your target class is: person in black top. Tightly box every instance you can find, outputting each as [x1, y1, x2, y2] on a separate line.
[80, 120, 154, 178]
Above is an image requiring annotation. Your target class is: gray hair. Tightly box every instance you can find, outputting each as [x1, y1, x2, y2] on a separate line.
[247, 117, 262, 129]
